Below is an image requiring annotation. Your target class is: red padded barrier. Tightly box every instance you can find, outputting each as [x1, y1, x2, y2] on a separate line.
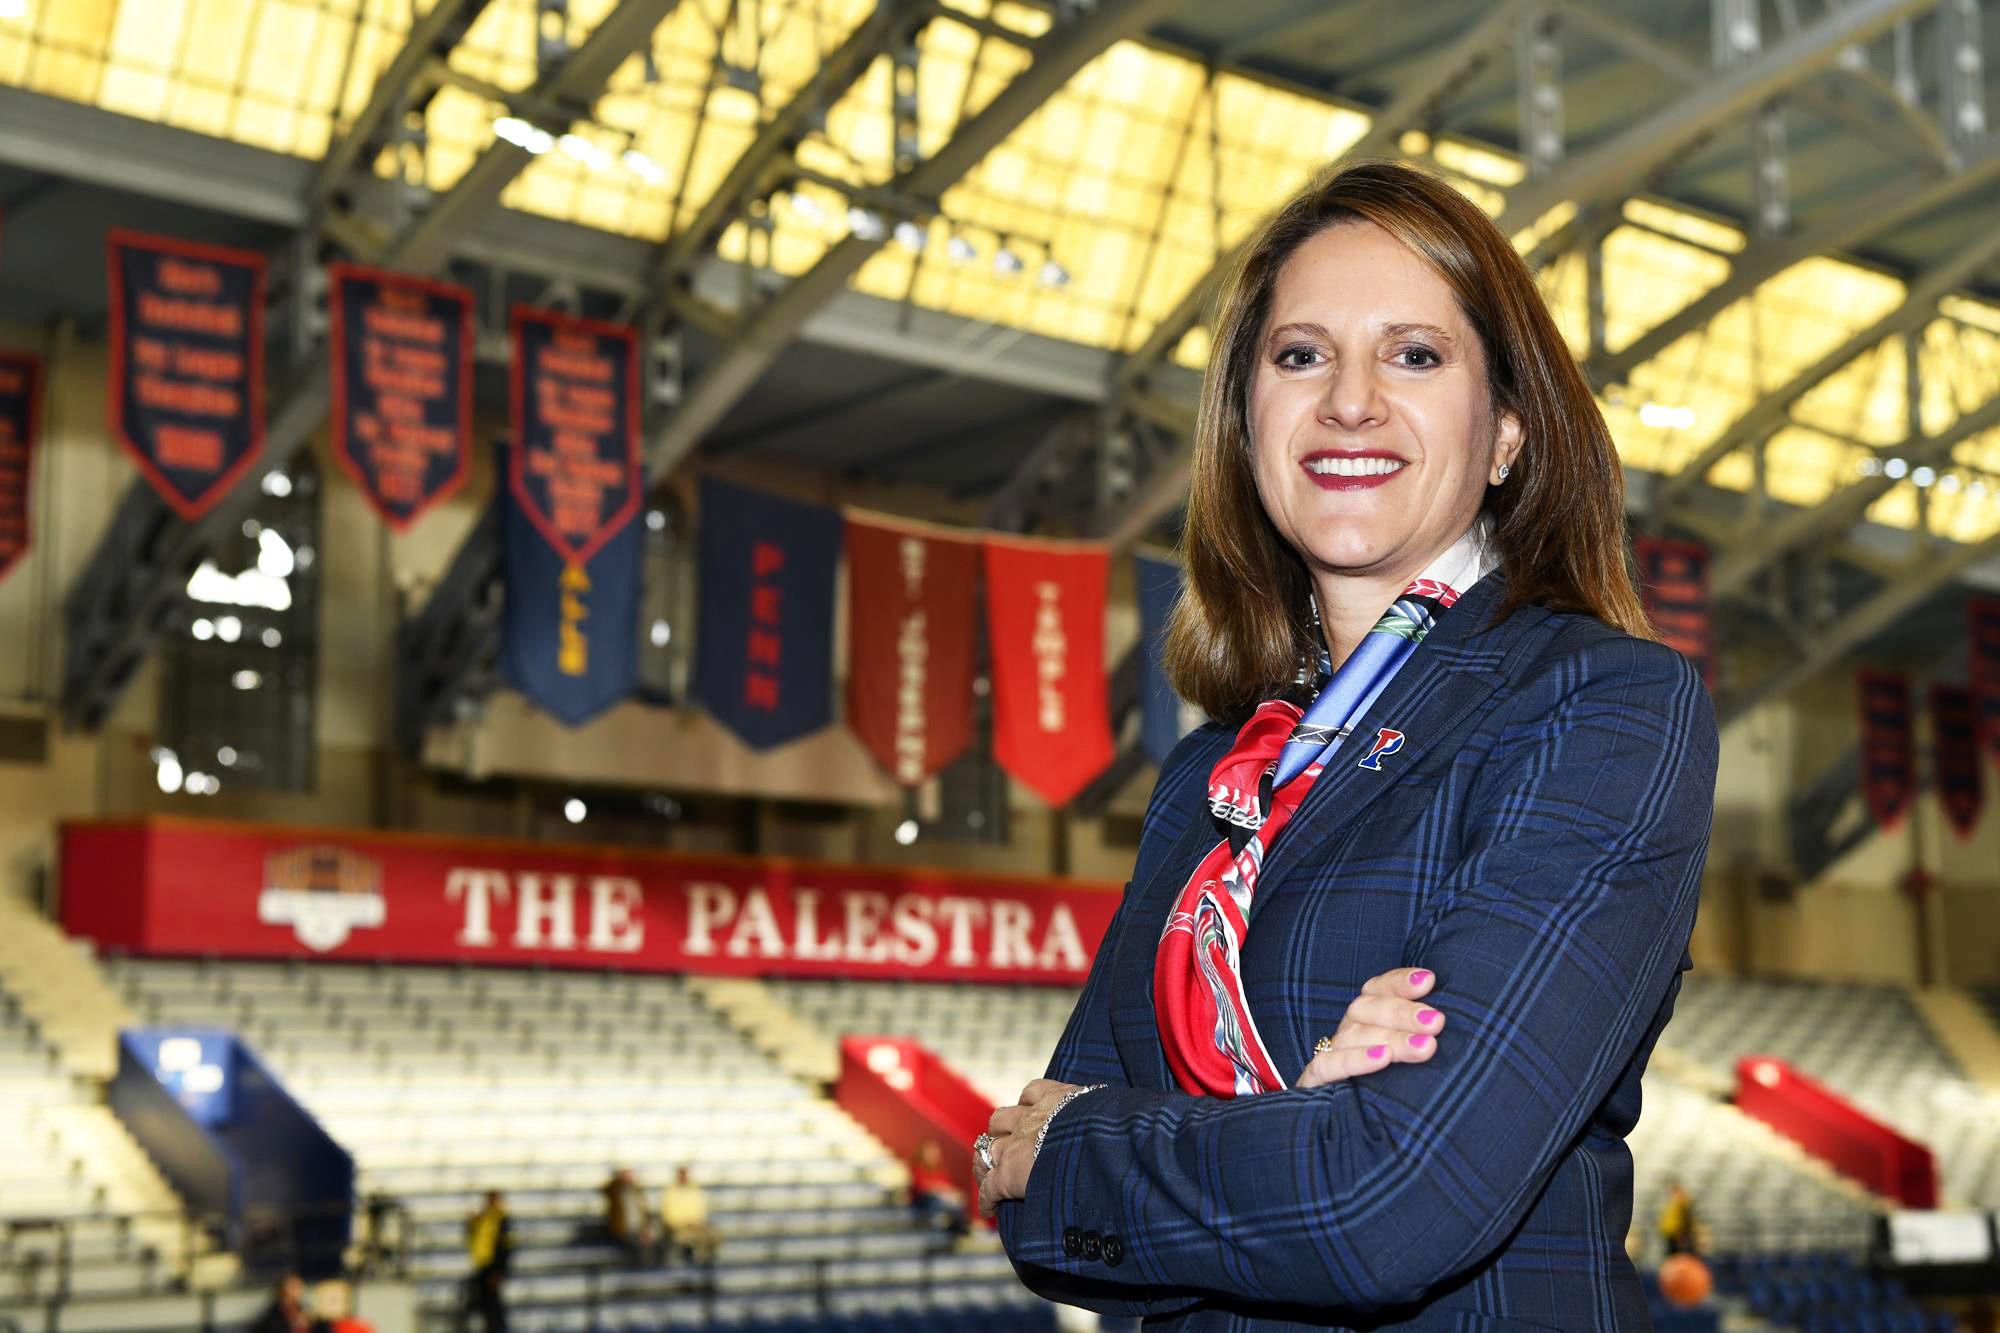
[1734, 1056, 1938, 1207]
[835, 1035, 993, 1226]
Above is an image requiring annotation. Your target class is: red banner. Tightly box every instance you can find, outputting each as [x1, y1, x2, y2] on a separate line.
[107, 229, 265, 520]
[1634, 537, 1713, 687]
[508, 306, 641, 566]
[982, 535, 1114, 807]
[60, 819, 1118, 986]
[845, 514, 980, 785]
[1931, 683, 1982, 839]
[0, 351, 38, 583]
[1968, 599, 2000, 766]
[328, 264, 474, 530]
[1858, 670, 1916, 831]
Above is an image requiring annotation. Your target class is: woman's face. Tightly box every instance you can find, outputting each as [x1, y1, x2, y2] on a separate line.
[1247, 220, 1521, 588]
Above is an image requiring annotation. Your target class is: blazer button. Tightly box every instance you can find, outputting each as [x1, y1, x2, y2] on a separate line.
[1061, 1226, 1082, 1258]
[1081, 1230, 1102, 1261]
[1102, 1233, 1124, 1268]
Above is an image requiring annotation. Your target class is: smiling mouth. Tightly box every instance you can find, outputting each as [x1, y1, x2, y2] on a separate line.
[1303, 456, 1406, 477]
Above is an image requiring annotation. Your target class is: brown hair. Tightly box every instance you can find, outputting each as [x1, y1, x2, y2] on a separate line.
[1164, 160, 1650, 724]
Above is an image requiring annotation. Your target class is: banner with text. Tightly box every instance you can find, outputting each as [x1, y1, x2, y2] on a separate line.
[508, 306, 641, 566]
[1858, 670, 1916, 831]
[692, 478, 843, 750]
[1968, 598, 2000, 767]
[501, 443, 640, 726]
[0, 351, 39, 584]
[60, 819, 1118, 986]
[983, 535, 1114, 807]
[1135, 552, 1196, 767]
[107, 229, 266, 520]
[1931, 683, 1982, 840]
[1634, 537, 1714, 688]
[329, 264, 474, 530]
[845, 514, 979, 785]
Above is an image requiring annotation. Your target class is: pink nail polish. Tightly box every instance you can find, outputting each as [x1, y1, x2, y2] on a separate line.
[1418, 1009, 1440, 1026]
[1366, 1045, 1387, 1059]
[1409, 1034, 1429, 1049]
[1409, 970, 1431, 987]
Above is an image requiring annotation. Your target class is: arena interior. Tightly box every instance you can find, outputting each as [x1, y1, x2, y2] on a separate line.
[0, 0, 1999, 1330]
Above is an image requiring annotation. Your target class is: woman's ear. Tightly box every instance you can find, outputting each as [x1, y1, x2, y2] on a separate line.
[1490, 409, 1524, 485]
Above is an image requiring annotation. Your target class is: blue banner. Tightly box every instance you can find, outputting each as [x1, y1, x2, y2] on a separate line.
[500, 442, 640, 726]
[692, 478, 843, 750]
[1136, 552, 1192, 766]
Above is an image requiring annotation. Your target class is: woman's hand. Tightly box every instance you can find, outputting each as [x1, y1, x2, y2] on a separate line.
[1295, 966, 1445, 1088]
[975, 1078, 1081, 1214]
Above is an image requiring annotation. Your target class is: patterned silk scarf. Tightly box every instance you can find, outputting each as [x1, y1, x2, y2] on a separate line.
[1154, 522, 1497, 1097]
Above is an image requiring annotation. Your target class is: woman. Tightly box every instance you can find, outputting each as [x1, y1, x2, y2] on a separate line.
[973, 161, 1717, 1328]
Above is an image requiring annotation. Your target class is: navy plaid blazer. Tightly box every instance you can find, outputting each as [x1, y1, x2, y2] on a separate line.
[998, 571, 1718, 1330]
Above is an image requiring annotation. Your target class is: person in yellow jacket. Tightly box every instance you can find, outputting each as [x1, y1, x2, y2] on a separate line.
[661, 1165, 718, 1265]
[1658, 1181, 1700, 1256]
[461, 1191, 511, 1333]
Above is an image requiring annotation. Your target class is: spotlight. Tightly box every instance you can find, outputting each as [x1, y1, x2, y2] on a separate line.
[257, 529, 295, 578]
[192, 618, 215, 641]
[894, 818, 919, 846]
[1884, 458, 1909, 479]
[847, 207, 886, 242]
[154, 749, 184, 795]
[1911, 466, 1936, 488]
[564, 798, 587, 824]
[217, 746, 238, 767]
[993, 246, 1024, 276]
[260, 472, 293, 498]
[232, 670, 262, 691]
[494, 117, 554, 155]
[1857, 457, 1881, 476]
[893, 219, 927, 252]
[649, 619, 671, 647]
[1037, 259, 1070, 288]
[261, 628, 283, 648]
[216, 616, 242, 643]
[645, 509, 667, 532]
[558, 133, 614, 170]
[788, 191, 825, 222]
[622, 148, 668, 185]
[1939, 473, 1962, 494]
[946, 235, 977, 263]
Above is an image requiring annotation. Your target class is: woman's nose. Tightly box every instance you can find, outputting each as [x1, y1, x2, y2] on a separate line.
[1316, 358, 1385, 430]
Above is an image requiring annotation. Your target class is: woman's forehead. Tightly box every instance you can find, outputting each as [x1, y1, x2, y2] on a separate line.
[1266, 222, 1469, 336]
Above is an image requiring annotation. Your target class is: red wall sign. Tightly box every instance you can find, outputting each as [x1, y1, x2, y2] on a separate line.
[60, 819, 1118, 986]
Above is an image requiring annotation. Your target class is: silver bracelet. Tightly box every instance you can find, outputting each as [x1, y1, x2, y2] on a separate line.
[1035, 1084, 1106, 1158]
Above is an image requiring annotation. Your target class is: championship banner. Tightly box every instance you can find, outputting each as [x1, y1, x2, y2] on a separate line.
[844, 513, 979, 785]
[107, 229, 265, 520]
[1858, 670, 1916, 831]
[0, 351, 39, 584]
[60, 817, 1120, 987]
[329, 264, 474, 529]
[508, 305, 641, 566]
[1930, 683, 1982, 840]
[691, 478, 843, 751]
[1135, 552, 1192, 766]
[1967, 598, 2000, 765]
[983, 535, 1115, 807]
[500, 452, 641, 727]
[1634, 537, 1714, 687]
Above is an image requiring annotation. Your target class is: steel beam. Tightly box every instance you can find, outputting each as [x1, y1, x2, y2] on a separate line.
[1653, 221, 2000, 518]
[645, 0, 1186, 481]
[1709, 388, 2000, 600]
[1113, 0, 1525, 395]
[1717, 526, 2000, 725]
[1586, 150, 2000, 388]
[1493, 0, 1937, 235]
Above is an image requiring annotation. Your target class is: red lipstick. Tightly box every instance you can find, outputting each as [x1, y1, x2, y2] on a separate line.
[1299, 449, 1408, 491]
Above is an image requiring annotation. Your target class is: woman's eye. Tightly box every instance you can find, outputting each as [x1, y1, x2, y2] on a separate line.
[1395, 346, 1442, 368]
[1275, 346, 1322, 369]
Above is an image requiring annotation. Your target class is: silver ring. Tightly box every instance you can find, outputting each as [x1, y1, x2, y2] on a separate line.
[973, 1132, 995, 1174]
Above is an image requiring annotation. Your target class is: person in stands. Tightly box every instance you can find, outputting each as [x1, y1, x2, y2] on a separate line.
[907, 1138, 969, 1245]
[248, 1272, 321, 1333]
[660, 1165, 718, 1265]
[602, 1166, 655, 1265]
[1659, 1180, 1702, 1256]
[461, 1190, 510, 1333]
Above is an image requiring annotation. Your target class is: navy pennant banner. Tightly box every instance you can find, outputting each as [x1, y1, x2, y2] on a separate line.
[499, 444, 641, 726]
[329, 264, 474, 530]
[1857, 669, 1916, 831]
[0, 351, 39, 584]
[692, 478, 843, 751]
[107, 229, 265, 520]
[508, 306, 641, 566]
[1968, 598, 2000, 767]
[1634, 537, 1714, 688]
[1931, 683, 1982, 840]
[1135, 552, 1191, 766]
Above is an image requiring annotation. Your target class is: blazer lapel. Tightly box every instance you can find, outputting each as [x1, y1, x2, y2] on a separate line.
[1249, 572, 1524, 919]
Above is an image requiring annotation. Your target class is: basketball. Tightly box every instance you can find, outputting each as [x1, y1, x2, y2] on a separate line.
[1660, 1253, 1713, 1308]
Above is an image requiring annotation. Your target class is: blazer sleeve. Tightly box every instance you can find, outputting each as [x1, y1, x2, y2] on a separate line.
[999, 636, 1718, 1313]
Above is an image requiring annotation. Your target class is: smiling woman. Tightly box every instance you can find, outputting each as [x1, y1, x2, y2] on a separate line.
[978, 162, 1719, 1331]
